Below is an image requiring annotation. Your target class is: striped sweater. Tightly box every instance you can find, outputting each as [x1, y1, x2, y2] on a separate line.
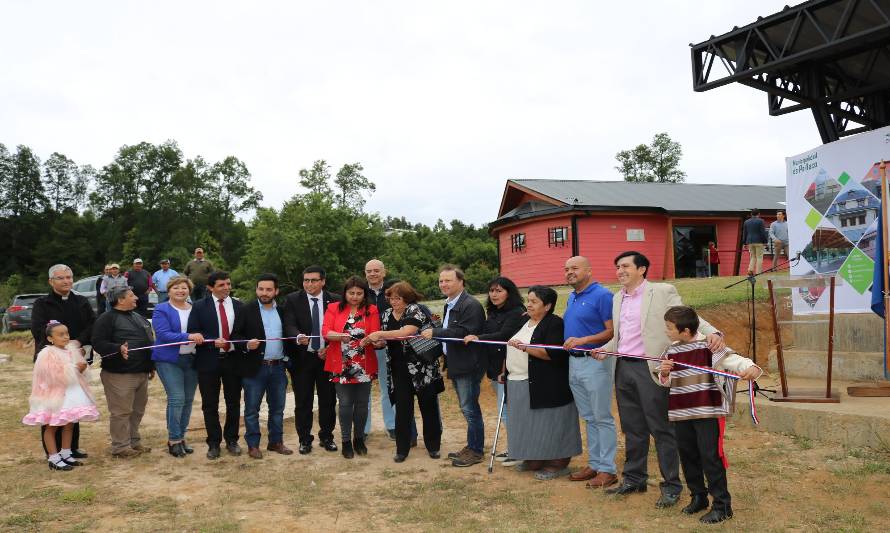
[659, 334, 756, 422]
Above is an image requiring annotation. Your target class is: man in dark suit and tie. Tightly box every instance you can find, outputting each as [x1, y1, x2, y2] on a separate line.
[187, 270, 244, 459]
[421, 264, 486, 467]
[231, 273, 295, 459]
[282, 265, 340, 455]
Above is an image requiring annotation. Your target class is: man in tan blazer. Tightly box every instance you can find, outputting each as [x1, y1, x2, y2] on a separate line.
[593, 251, 725, 508]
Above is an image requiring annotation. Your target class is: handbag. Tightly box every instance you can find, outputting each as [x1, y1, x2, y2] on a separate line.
[407, 324, 443, 364]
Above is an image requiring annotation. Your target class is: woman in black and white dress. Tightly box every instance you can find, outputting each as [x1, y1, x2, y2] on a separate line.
[366, 281, 444, 463]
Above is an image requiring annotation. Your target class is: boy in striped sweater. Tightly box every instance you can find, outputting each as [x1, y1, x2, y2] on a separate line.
[658, 305, 761, 524]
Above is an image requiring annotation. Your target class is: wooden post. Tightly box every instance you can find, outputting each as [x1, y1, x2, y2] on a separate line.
[827, 276, 835, 399]
[881, 161, 890, 379]
[768, 279, 789, 397]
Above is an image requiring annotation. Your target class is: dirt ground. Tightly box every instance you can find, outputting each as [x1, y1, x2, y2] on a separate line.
[2, 301, 889, 532]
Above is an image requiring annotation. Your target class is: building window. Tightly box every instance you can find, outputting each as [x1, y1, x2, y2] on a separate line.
[510, 233, 526, 252]
[548, 226, 568, 247]
[859, 215, 866, 225]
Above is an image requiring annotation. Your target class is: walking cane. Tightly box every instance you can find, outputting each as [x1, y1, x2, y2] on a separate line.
[488, 392, 506, 474]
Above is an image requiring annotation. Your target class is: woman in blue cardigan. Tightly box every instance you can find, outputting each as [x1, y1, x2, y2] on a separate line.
[151, 276, 205, 457]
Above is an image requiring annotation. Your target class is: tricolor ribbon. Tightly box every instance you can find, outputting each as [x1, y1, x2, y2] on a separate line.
[93, 332, 760, 424]
[403, 335, 760, 425]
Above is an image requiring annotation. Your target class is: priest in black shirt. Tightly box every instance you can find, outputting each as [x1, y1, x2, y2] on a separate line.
[30, 264, 96, 458]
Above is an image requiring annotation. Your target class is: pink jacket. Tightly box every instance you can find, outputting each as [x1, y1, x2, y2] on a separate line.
[29, 345, 95, 413]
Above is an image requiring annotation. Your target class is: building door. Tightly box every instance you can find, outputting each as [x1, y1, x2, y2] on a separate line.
[673, 225, 717, 278]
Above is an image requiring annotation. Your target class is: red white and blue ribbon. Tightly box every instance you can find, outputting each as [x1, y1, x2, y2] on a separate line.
[93, 333, 760, 424]
[422, 336, 760, 425]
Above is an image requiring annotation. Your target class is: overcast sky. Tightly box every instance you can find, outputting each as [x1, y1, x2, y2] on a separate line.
[1, 1, 820, 226]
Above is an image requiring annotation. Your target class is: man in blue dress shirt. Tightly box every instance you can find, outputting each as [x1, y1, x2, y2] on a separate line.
[232, 273, 294, 458]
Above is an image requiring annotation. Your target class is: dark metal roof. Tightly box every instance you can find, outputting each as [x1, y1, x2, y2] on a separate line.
[691, 0, 890, 144]
[510, 179, 783, 209]
[491, 179, 785, 229]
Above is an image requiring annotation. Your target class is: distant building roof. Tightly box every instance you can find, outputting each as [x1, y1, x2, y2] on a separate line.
[494, 179, 786, 227]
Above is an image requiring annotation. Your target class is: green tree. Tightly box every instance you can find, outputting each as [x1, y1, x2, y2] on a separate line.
[43, 152, 88, 212]
[298, 160, 334, 198]
[615, 132, 686, 183]
[334, 162, 375, 211]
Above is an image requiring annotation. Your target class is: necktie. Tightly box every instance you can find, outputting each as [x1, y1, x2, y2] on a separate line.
[310, 297, 321, 351]
[218, 298, 231, 352]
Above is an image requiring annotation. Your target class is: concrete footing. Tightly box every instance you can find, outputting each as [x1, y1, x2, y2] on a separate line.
[732, 377, 890, 449]
[767, 349, 886, 381]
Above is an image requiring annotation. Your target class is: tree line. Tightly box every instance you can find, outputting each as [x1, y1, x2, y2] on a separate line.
[0, 142, 497, 302]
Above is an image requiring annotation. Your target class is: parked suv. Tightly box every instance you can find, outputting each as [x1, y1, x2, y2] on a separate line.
[0, 293, 45, 333]
[72, 275, 157, 318]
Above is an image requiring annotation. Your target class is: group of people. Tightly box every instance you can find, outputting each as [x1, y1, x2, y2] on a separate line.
[96, 247, 216, 315]
[742, 208, 789, 275]
[23, 251, 762, 525]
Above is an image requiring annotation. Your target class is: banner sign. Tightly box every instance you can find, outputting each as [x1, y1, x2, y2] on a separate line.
[787, 126, 890, 314]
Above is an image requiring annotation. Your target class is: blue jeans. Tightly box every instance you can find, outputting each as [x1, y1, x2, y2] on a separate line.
[452, 370, 485, 453]
[569, 356, 617, 474]
[155, 356, 199, 442]
[157, 292, 169, 303]
[242, 363, 288, 448]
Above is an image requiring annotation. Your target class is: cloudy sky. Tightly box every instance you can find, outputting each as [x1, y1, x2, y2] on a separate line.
[1, 1, 819, 226]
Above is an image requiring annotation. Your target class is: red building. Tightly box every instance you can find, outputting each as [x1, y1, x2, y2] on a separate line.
[491, 180, 786, 286]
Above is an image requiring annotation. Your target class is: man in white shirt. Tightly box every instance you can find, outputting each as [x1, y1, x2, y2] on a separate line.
[282, 266, 341, 454]
[187, 271, 244, 459]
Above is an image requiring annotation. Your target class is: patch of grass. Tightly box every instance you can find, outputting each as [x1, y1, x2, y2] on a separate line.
[3, 510, 44, 528]
[125, 496, 178, 515]
[793, 436, 814, 450]
[60, 486, 96, 504]
[811, 510, 868, 532]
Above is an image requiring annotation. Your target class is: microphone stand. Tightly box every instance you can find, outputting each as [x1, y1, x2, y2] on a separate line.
[724, 251, 802, 397]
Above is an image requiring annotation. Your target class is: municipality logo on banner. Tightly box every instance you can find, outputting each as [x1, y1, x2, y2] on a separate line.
[787, 126, 889, 314]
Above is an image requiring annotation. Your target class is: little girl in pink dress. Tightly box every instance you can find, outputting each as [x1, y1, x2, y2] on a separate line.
[23, 320, 100, 471]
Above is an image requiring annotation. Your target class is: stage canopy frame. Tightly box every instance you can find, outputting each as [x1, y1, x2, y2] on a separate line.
[691, 0, 890, 143]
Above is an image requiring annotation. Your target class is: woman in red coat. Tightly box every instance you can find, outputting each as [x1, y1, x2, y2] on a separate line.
[323, 276, 380, 458]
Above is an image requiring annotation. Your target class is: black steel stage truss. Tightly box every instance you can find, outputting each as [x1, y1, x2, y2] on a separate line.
[691, 0, 890, 143]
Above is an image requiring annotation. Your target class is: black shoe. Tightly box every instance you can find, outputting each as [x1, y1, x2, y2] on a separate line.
[700, 506, 733, 524]
[387, 429, 396, 440]
[299, 443, 313, 455]
[342, 441, 354, 459]
[682, 494, 710, 515]
[181, 441, 194, 454]
[322, 440, 338, 452]
[226, 442, 242, 456]
[71, 449, 89, 459]
[428, 450, 441, 459]
[353, 438, 368, 456]
[207, 446, 221, 460]
[61, 456, 83, 466]
[49, 461, 73, 471]
[655, 492, 681, 508]
[393, 453, 407, 463]
[410, 438, 418, 448]
[605, 482, 647, 496]
[168, 443, 187, 458]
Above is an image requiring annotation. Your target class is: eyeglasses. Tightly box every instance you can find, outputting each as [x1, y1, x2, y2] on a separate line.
[303, 278, 323, 283]
[51, 275, 73, 281]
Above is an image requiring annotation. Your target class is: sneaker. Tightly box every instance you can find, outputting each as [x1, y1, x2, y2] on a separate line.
[452, 450, 483, 467]
[447, 446, 471, 460]
[132, 444, 152, 454]
[501, 457, 522, 467]
[494, 451, 510, 462]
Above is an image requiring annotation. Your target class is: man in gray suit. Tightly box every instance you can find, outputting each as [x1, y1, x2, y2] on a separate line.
[421, 264, 485, 467]
[593, 251, 725, 509]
